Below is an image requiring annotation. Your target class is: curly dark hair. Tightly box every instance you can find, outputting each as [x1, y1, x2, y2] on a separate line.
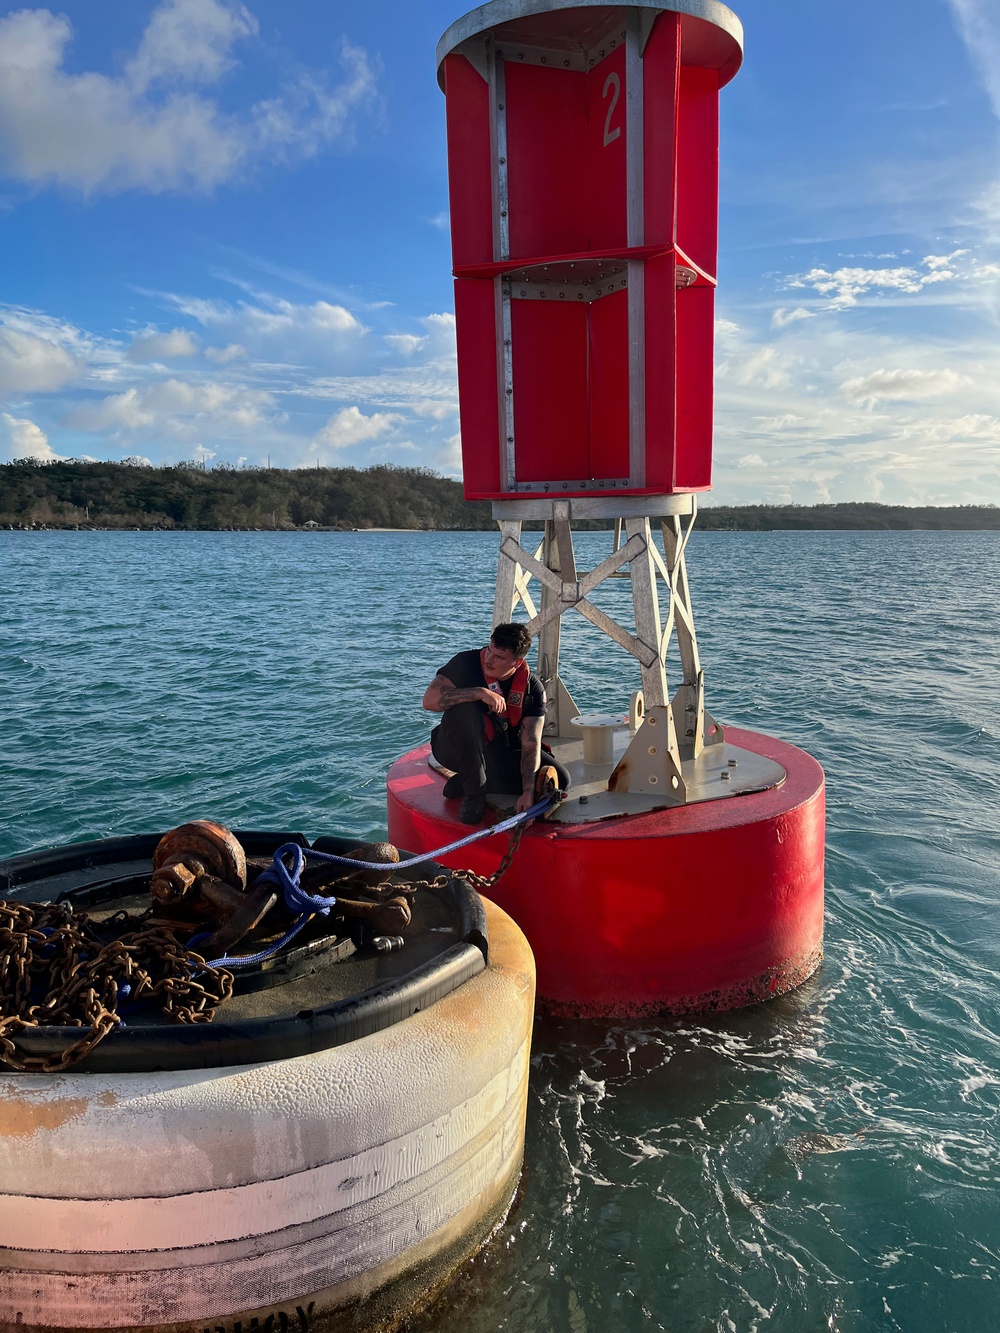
[490, 622, 532, 657]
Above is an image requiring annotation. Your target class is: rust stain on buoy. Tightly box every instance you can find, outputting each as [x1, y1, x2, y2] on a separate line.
[0, 1094, 90, 1137]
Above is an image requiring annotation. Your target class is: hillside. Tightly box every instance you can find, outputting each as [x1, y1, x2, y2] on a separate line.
[2, 461, 998, 531]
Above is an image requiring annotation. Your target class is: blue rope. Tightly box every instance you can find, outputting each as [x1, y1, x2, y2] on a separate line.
[287, 796, 553, 875]
[204, 913, 313, 970]
[189, 796, 551, 973]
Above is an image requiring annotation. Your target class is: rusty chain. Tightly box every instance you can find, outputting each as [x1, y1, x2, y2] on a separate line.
[405, 819, 529, 895]
[0, 901, 233, 1074]
[0, 819, 529, 1074]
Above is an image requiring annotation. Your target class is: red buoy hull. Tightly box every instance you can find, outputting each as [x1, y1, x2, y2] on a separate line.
[387, 727, 825, 1017]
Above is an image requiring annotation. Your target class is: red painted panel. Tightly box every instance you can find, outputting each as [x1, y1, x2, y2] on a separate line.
[676, 65, 720, 275]
[444, 55, 494, 269]
[585, 47, 628, 251]
[643, 255, 677, 491]
[510, 300, 588, 484]
[642, 13, 680, 247]
[505, 64, 589, 258]
[588, 289, 630, 479]
[454, 279, 501, 498]
[674, 285, 715, 490]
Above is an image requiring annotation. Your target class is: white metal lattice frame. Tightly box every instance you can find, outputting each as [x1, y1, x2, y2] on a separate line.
[491, 499, 716, 781]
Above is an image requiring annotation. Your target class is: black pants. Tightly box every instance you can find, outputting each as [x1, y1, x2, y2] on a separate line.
[431, 703, 571, 797]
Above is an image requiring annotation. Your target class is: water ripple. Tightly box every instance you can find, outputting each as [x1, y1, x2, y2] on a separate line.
[3, 529, 1000, 1332]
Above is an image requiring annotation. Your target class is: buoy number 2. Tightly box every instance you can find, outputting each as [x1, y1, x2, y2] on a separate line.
[602, 72, 622, 146]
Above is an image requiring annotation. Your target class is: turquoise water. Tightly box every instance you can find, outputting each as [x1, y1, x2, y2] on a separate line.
[3, 529, 1000, 1332]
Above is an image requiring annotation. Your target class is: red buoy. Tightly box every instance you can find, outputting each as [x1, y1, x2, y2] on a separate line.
[388, 727, 823, 1017]
[397, 0, 826, 1016]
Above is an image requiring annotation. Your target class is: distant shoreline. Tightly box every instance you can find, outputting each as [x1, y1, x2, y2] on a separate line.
[2, 461, 998, 532]
[5, 519, 1000, 534]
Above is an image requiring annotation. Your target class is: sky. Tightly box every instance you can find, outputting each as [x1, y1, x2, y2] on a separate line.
[0, 0, 998, 505]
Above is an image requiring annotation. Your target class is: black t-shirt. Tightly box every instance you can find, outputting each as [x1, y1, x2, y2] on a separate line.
[437, 650, 546, 738]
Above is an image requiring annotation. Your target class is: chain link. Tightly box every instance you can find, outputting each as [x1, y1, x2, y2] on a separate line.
[405, 819, 529, 895]
[0, 902, 233, 1074]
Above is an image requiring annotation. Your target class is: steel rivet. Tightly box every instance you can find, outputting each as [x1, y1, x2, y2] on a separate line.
[648, 715, 657, 726]
[541, 55, 547, 63]
[647, 746, 657, 756]
[721, 772, 731, 781]
[728, 759, 738, 768]
[499, 157, 506, 164]
[649, 775, 659, 785]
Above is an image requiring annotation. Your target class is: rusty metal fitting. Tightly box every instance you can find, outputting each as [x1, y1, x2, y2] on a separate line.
[334, 896, 412, 934]
[150, 856, 205, 905]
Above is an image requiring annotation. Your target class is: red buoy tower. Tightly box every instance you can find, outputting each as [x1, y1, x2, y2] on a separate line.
[387, 0, 825, 1016]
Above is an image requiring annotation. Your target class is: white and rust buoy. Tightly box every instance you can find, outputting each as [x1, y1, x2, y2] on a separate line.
[0, 827, 535, 1332]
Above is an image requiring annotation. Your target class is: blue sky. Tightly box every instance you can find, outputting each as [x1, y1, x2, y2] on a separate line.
[0, 0, 998, 505]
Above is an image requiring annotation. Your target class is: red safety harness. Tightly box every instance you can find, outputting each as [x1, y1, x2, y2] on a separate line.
[480, 649, 529, 742]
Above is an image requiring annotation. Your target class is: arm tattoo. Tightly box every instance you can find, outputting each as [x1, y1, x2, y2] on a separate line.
[437, 685, 486, 708]
[519, 717, 543, 791]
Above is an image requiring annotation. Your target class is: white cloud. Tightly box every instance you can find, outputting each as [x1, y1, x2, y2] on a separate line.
[66, 378, 275, 433]
[311, 406, 401, 451]
[385, 334, 425, 356]
[368, 439, 417, 458]
[924, 250, 968, 271]
[736, 453, 767, 469]
[0, 411, 62, 462]
[789, 265, 929, 307]
[0, 326, 81, 395]
[841, 367, 970, 406]
[435, 432, 463, 476]
[947, 0, 1000, 122]
[250, 42, 379, 162]
[0, 4, 377, 195]
[707, 293, 1000, 505]
[784, 252, 976, 310]
[127, 328, 199, 361]
[126, 0, 257, 94]
[903, 414, 1000, 442]
[164, 291, 369, 367]
[725, 345, 792, 389]
[204, 343, 247, 364]
[771, 307, 814, 330]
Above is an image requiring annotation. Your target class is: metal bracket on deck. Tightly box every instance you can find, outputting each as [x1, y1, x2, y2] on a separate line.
[607, 706, 687, 802]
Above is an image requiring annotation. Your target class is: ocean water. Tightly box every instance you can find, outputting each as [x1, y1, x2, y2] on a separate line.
[3, 528, 1000, 1333]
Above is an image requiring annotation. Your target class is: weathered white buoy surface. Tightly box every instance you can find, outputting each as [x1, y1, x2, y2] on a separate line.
[0, 834, 535, 1333]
